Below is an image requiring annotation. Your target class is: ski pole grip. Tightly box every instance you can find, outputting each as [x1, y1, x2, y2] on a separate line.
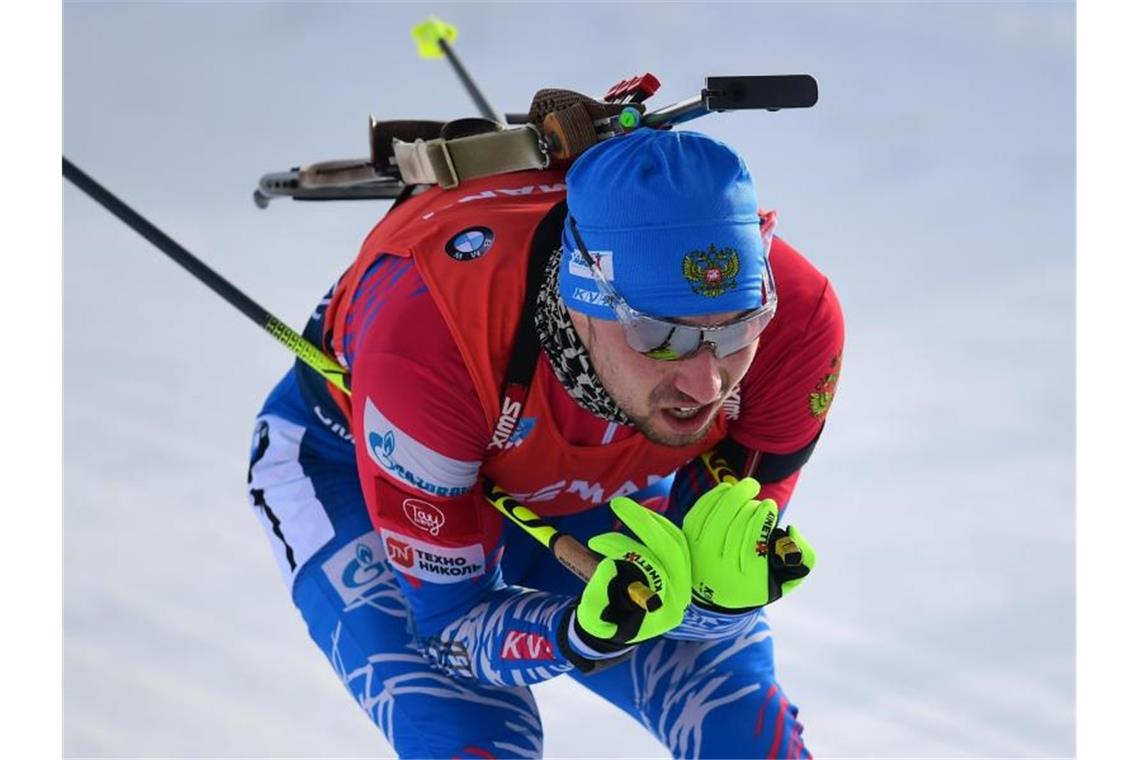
[547, 526, 659, 612]
[548, 532, 599, 583]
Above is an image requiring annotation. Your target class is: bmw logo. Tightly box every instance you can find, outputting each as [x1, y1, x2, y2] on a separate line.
[445, 226, 494, 261]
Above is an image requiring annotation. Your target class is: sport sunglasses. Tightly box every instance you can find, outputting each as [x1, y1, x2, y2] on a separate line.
[566, 216, 778, 361]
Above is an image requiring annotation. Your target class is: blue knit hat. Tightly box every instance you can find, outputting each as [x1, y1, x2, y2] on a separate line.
[559, 128, 770, 319]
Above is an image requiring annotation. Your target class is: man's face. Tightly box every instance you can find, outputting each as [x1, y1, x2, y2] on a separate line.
[568, 308, 758, 447]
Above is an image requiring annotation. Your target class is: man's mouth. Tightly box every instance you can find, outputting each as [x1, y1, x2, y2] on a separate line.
[659, 401, 718, 433]
[667, 405, 704, 420]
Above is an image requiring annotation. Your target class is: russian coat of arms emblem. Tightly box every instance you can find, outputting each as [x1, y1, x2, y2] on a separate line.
[682, 244, 741, 297]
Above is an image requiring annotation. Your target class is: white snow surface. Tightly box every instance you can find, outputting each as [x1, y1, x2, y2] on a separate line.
[63, 3, 1074, 758]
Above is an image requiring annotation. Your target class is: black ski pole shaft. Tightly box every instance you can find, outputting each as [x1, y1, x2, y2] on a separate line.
[62, 158, 644, 598]
[61, 157, 349, 394]
[436, 37, 501, 123]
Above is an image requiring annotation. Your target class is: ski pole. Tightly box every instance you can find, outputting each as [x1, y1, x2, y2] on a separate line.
[62, 157, 662, 608]
[411, 17, 502, 123]
[62, 158, 350, 395]
[484, 482, 661, 611]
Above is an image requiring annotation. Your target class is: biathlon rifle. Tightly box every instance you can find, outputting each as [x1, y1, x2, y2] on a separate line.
[253, 16, 816, 208]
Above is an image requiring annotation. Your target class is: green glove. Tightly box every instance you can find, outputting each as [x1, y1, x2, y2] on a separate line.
[683, 478, 816, 611]
[574, 496, 692, 649]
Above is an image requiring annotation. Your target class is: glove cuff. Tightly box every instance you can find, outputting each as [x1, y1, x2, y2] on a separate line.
[691, 595, 762, 615]
[556, 608, 634, 674]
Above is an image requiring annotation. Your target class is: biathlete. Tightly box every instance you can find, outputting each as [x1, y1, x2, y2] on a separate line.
[247, 127, 844, 758]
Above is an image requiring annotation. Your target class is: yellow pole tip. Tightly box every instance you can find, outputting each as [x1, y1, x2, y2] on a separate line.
[411, 17, 459, 59]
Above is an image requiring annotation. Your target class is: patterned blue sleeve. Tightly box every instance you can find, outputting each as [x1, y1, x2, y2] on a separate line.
[669, 603, 766, 641]
[413, 586, 585, 686]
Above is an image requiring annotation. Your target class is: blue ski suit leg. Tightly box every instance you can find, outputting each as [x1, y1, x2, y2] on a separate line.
[248, 370, 542, 758]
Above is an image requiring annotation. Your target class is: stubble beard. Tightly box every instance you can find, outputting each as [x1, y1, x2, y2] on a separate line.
[609, 383, 724, 448]
[633, 414, 717, 448]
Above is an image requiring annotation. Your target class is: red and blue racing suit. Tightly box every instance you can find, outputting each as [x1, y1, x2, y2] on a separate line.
[247, 171, 843, 758]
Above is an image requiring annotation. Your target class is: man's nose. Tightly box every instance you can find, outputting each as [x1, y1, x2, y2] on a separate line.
[671, 345, 724, 405]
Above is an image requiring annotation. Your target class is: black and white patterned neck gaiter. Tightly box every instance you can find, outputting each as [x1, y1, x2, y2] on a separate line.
[534, 249, 632, 425]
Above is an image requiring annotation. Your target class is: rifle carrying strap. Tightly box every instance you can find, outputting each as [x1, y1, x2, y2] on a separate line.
[391, 123, 549, 188]
[367, 89, 641, 191]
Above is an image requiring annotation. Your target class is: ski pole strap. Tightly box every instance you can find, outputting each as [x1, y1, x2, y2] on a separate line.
[486, 201, 565, 453]
[392, 124, 548, 188]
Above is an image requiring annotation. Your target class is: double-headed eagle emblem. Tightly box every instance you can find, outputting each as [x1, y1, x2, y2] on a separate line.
[682, 244, 741, 297]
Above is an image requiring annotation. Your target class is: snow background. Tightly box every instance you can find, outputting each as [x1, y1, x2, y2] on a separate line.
[62, 2, 1074, 757]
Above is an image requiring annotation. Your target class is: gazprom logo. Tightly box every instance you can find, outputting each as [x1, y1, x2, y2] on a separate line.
[363, 397, 479, 498]
[321, 532, 391, 606]
[342, 542, 387, 589]
[369, 429, 397, 468]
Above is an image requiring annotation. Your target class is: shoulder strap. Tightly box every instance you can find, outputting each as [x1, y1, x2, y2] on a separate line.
[487, 201, 567, 451]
